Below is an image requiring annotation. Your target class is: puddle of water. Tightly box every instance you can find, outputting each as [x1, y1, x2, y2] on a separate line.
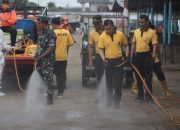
[67, 127, 85, 130]
[64, 111, 85, 121]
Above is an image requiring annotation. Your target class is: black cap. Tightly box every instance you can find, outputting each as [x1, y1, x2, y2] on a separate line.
[51, 17, 61, 25]
[2, 0, 10, 4]
[92, 15, 102, 25]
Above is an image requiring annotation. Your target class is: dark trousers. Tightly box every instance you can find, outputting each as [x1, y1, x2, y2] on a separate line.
[37, 59, 54, 95]
[135, 52, 152, 99]
[94, 53, 104, 82]
[153, 62, 166, 81]
[54, 61, 67, 95]
[1, 26, 17, 46]
[105, 57, 123, 105]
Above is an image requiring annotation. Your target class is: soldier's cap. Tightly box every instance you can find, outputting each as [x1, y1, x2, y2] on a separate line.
[51, 17, 61, 25]
[37, 16, 49, 24]
[92, 15, 102, 25]
[2, 0, 10, 4]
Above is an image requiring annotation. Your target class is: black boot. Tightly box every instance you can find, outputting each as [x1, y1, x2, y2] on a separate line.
[46, 94, 54, 105]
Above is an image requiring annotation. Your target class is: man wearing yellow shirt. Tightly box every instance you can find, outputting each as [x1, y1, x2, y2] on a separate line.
[132, 23, 171, 96]
[149, 23, 171, 96]
[98, 19, 129, 108]
[130, 14, 158, 103]
[51, 17, 74, 98]
[88, 15, 104, 82]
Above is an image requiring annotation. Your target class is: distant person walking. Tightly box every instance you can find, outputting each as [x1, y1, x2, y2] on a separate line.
[60, 16, 72, 33]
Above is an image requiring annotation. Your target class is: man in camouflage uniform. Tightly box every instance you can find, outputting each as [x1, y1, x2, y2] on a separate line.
[35, 17, 56, 105]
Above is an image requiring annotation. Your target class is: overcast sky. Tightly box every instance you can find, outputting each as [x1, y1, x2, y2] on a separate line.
[29, 0, 82, 7]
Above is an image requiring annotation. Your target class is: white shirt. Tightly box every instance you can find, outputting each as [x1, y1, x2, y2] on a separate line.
[0, 29, 11, 65]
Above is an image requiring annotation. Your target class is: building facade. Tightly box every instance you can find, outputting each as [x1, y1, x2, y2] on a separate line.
[78, 0, 114, 12]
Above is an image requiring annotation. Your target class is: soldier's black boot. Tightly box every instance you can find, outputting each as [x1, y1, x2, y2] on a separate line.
[46, 94, 54, 105]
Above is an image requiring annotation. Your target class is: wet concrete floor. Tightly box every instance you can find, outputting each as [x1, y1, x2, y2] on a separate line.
[0, 35, 179, 130]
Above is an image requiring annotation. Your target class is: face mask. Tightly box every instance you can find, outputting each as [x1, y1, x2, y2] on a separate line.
[2, 4, 9, 10]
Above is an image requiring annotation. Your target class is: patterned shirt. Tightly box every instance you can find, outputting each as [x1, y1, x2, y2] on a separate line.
[36, 27, 56, 64]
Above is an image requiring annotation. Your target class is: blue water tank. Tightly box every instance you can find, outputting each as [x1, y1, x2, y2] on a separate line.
[16, 19, 35, 42]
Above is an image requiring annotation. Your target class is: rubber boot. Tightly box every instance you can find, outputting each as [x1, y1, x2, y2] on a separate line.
[46, 94, 54, 105]
[161, 80, 171, 96]
[132, 84, 138, 94]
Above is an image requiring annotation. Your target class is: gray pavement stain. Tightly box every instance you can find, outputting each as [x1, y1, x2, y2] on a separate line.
[64, 111, 86, 121]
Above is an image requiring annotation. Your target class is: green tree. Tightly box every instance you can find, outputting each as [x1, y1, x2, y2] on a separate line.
[28, 2, 39, 6]
[47, 2, 56, 8]
[47, 2, 58, 11]
[58, 6, 63, 10]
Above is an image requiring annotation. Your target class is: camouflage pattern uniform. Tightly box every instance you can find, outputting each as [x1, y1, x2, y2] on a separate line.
[35, 27, 56, 95]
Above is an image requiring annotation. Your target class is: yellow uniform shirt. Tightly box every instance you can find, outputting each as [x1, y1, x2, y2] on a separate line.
[89, 29, 102, 53]
[54, 28, 74, 61]
[98, 31, 128, 59]
[132, 28, 158, 52]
